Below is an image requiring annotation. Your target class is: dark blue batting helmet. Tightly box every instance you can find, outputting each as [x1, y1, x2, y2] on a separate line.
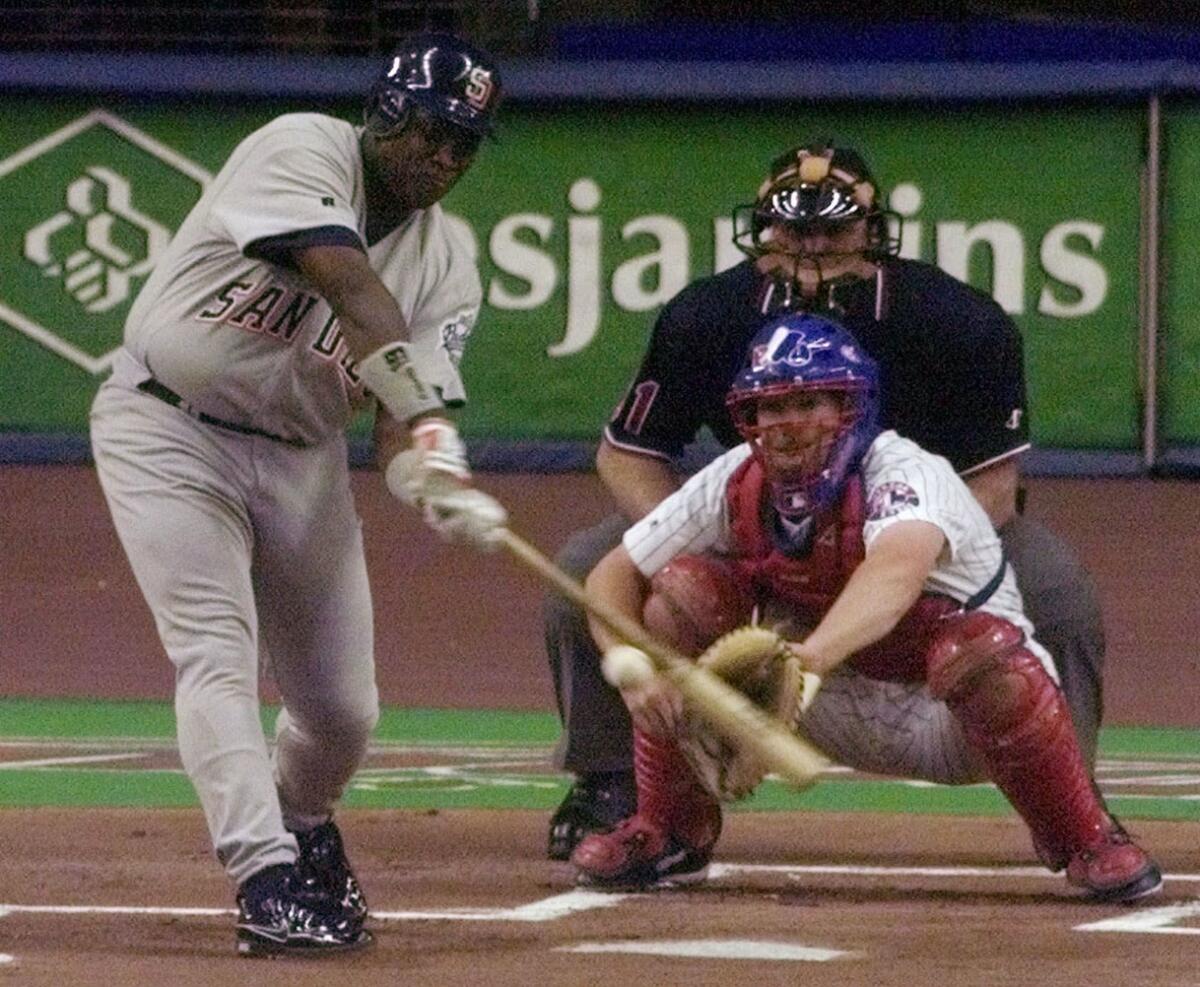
[364, 32, 502, 139]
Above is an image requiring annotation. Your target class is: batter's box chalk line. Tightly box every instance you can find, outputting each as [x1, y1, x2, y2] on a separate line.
[556, 939, 862, 961]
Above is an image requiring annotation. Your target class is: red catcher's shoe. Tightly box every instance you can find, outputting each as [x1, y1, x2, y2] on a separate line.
[1065, 827, 1163, 903]
[570, 814, 714, 891]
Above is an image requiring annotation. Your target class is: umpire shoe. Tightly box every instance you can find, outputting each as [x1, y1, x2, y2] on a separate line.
[547, 770, 637, 860]
[1065, 825, 1163, 903]
[290, 819, 369, 924]
[235, 862, 373, 957]
[570, 815, 714, 891]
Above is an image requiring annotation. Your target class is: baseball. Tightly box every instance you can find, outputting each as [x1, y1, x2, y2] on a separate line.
[602, 645, 656, 689]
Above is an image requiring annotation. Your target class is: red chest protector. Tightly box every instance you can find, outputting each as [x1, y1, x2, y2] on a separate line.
[725, 457, 865, 625]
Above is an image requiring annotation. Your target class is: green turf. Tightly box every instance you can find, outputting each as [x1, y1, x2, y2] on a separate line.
[0, 697, 561, 745]
[1, 698, 1196, 820]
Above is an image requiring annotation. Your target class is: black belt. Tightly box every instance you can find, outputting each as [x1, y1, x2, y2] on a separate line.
[136, 378, 303, 447]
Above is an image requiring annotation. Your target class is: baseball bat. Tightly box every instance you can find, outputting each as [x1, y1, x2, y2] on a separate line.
[495, 527, 826, 789]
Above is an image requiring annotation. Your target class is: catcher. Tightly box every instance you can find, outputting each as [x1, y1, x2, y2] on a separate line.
[573, 311, 1162, 904]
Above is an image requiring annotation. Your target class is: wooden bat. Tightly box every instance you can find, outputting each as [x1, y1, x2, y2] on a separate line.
[496, 527, 826, 789]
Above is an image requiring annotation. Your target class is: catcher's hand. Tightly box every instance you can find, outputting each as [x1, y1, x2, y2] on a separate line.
[677, 625, 822, 802]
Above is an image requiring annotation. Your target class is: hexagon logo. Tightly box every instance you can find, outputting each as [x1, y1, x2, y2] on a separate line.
[0, 109, 211, 375]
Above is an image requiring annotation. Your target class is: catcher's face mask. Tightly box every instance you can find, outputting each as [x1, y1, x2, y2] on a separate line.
[728, 312, 881, 516]
[753, 389, 853, 472]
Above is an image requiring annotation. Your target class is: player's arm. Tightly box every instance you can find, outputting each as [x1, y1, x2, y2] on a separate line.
[585, 544, 649, 654]
[295, 242, 505, 546]
[964, 458, 1019, 528]
[595, 439, 682, 521]
[585, 543, 684, 736]
[295, 244, 426, 389]
[373, 408, 410, 471]
[599, 290, 726, 519]
[790, 520, 946, 677]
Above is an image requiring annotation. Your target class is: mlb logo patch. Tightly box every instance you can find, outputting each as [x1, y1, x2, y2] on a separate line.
[867, 481, 920, 520]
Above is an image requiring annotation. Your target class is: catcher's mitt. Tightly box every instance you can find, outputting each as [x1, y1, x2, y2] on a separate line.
[677, 625, 822, 802]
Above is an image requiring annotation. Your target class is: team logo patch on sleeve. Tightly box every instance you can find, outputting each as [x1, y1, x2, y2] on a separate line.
[867, 481, 921, 520]
[441, 316, 472, 366]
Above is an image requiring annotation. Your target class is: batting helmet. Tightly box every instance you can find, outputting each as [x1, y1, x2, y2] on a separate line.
[732, 142, 899, 261]
[364, 32, 502, 140]
[727, 312, 880, 515]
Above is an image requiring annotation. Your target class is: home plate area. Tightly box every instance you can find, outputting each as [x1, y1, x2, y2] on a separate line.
[1, 807, 1198, 987]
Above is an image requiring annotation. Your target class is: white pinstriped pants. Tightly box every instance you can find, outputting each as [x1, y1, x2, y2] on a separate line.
[800, 673, 986, 785]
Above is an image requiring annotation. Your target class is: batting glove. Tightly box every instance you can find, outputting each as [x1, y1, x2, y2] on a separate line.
[386, 418, 507, 550]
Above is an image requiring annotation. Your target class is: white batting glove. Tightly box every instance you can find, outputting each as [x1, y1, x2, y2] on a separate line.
[386, 418, 507, 550]
[420, 486, 508, 549]
[410, 417, 471, 482]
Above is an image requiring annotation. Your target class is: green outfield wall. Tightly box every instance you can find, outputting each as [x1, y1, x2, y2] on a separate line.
[1162, 105, 1200, 450]
[0, 97, 1159, 452]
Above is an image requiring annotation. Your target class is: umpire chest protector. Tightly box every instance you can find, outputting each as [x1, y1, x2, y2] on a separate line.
[726, 458, 865, 620]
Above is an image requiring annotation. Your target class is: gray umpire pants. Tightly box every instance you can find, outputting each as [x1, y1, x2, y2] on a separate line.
[545, 511, 1104, 775]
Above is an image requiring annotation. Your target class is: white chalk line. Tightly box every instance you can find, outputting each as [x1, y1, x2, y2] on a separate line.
[712, 862, 1200, 882]
[1077, 901, 1200, 935]
[0, 752, 150, 770]
[3, 864, 1199, 926]
[558, 939, 859, 961]
[0, 738, 555, 758]
[0, 890, 626, 924]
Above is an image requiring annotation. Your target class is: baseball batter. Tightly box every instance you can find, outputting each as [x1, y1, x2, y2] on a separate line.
[545, 141, 1106, 861]
[89, 33, 506, 956]
[572, 313, 1162, 905]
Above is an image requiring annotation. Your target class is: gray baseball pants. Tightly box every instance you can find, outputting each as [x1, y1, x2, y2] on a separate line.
[90, 369, 379, 885]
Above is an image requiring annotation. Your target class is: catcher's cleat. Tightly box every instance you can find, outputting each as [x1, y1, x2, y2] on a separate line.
[235, 863, 373, 957]
[570, 814, 714, 891]
[547, 770, 637, 861]
[1065, 825, 1163, 904]
[290, 819, 368, 924]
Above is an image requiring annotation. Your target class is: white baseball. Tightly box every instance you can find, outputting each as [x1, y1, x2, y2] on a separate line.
[602, 645, 656, 689]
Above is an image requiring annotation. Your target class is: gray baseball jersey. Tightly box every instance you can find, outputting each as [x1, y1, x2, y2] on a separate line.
[622, 430, 1054, 785]
[91, 111, 483, 885]
[123, 112, 480, 445]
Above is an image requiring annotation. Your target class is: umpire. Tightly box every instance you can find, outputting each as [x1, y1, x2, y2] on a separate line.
[544, 141, 1106, 860]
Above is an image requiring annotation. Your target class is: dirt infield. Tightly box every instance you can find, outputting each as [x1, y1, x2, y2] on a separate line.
[1, 808, 1196, 986]
[2, 464, 1198, 984]
[3, 465, 1200, 724]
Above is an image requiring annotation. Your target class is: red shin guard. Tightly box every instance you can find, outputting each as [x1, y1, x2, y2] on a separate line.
[633, 728, 722, 850]
[926, 612, 1109, 868]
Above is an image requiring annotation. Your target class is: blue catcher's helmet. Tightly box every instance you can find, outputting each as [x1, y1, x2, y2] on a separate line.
[726, 313, 880, 516]
[364, 32, 502, 142]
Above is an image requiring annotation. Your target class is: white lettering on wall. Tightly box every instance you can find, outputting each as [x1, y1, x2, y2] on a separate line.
[937, 220, 1026, 314]
[549, 178, 602, 357]
[488, 213, 557, 309]
[1039, 220, 1107, 316]
[612, 215, 689, 311]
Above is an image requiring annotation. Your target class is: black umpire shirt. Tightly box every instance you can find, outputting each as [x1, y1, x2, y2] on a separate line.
[604, 257, 1030, 476]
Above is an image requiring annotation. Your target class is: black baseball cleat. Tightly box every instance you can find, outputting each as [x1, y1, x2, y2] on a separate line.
[235, 862, 373, 957]
[547, 770, 637, 861]
[290, 819, 368, 924]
